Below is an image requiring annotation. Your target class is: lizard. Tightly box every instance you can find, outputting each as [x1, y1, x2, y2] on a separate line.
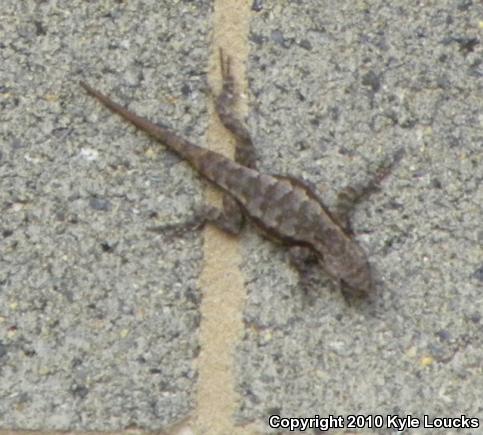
[80, 49, 398, 297]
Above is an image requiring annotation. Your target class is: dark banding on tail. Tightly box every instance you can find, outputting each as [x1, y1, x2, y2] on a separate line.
[79, 81, 224, 178]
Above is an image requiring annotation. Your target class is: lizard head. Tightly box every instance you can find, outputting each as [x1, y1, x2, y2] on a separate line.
[332, 243, 373, 296]
[339, 257, 373, 296]
[313, 229, 374, 296]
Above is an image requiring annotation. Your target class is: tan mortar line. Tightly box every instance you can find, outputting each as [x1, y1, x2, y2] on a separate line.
[193, 1, 258, 435]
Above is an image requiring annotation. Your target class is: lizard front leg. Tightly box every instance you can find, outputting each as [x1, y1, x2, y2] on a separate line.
[334, 149, 404, 233]
[288, 245, 333, 302]
[289, 246, 367, 301]
[288, 245, 319, 275]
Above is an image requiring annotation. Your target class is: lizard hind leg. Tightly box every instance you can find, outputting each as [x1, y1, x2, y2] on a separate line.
[203, 194, 245, 235]
[215, 48, 257, 169]
[146, 195, 244, 238]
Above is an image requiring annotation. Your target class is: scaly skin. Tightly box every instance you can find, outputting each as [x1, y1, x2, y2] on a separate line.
[80, 65, 374, 295]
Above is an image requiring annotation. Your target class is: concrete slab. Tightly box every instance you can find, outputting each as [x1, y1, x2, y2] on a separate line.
[237, 0, 483, 431]
[1, 0, 482, 433]
[0, 0, 211, 431]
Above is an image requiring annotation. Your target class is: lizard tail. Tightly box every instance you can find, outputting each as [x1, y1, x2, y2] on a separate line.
[79, 81, 217, 172]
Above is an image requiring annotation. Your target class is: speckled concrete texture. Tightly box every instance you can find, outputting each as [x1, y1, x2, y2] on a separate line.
[1, 0, 211, 431]
[0, 0, 482, 433]
[236, 0, 482, 431]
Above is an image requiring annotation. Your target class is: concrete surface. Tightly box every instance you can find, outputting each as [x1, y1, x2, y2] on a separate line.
[1, 0, 210, 431]
[237, 0, 482, 431]
[1, 0, 482, 433]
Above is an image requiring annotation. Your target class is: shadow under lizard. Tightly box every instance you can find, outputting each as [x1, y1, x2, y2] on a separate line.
[80, 50, 399, 297]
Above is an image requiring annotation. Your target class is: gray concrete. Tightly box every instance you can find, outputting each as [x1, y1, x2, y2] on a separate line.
[238, 0, 483, 432]
[1, 0, 482, 433]
[0, 0, 211, 431]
